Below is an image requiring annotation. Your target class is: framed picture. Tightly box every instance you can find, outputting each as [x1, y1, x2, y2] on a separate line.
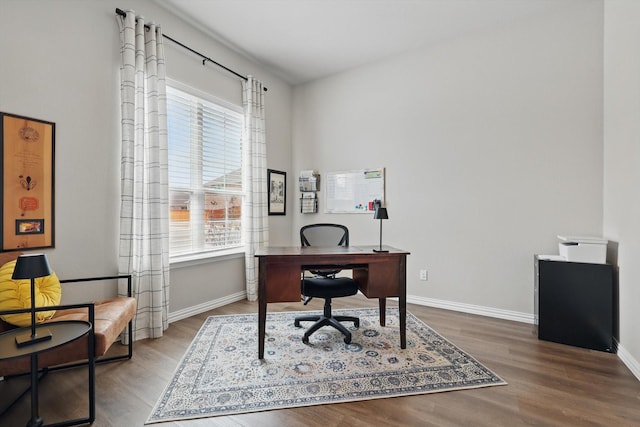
[1, 112, 55, 251]
[15, 219, 45, 235]
[267, 169, 286, 216]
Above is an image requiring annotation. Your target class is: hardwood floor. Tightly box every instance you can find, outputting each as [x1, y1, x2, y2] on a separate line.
[2, 294, 639, 426]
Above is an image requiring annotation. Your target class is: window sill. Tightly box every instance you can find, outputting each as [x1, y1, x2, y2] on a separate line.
[170, 247, 245, 269]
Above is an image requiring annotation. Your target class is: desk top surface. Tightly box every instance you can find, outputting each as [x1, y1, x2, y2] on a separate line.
[255, 245, 409, 257]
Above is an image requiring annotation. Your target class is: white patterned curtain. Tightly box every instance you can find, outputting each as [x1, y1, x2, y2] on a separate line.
[117, 11, 170, 339]
[242, 77, 268, 301]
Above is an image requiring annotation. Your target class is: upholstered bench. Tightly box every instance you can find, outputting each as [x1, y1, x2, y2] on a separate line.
[0, 252, 136, 377]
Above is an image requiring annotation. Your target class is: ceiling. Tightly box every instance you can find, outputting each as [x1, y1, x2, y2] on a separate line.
[158, 0, 589, 86]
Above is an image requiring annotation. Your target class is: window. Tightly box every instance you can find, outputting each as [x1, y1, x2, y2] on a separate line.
[167, 84, 244, 257]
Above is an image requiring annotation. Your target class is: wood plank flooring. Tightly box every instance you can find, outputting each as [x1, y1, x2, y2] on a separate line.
[2, 294, 639, 426]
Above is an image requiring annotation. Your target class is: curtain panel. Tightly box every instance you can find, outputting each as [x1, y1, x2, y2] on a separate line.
[242, 77, 269, 301]
[117, 11, 170, 340]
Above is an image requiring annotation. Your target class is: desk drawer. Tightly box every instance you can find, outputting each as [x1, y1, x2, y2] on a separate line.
[263, 264, 301, 303]
[355, 262, 401, 298]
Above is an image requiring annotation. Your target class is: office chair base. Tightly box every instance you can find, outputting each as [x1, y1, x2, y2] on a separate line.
[295, 315, 360, 344]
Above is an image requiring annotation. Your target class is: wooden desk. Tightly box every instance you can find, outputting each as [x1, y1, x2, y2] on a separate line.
[255, 245, 410, 359]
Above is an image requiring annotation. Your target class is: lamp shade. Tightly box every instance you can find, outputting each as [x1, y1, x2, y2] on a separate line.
[11, 253, 52, 280]
[373, 207, 388, 220]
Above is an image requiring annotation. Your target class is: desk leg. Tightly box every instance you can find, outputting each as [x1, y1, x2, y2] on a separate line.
[258, 299, 266, 359]
[399, 295, 407, 349]
[258, 257, 266, 359]
[28, 354, 43, 427]
[399, 255, 407, 349]
[378, 298, 386, 326]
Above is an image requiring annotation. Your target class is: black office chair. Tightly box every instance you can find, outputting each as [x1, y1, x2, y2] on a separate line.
[294, 224, 360, 344]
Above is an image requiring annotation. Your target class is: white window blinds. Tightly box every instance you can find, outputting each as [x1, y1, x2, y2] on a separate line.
[167, 85, 244, 257]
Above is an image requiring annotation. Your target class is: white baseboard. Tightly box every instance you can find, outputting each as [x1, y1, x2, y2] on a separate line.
[168, 291, 247, 323]
[169, 293, 534, 327]
[407, 295, 535, 324]
[616, 342, 640, 381]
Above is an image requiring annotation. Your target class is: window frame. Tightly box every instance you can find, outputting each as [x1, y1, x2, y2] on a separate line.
[166, 79, 245, 264]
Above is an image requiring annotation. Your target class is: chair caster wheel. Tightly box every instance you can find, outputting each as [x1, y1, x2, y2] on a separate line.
[294, 321, 301, 327]
[302, 336, 309, 344]
[354, 320, 360, 328]
[344, 336, 351, 344]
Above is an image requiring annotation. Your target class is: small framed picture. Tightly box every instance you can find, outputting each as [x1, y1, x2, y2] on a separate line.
[16, 219, 45, 235]
[267, 169, 286, 216]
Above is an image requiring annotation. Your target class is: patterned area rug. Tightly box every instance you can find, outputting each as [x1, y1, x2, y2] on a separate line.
[146, 308, 506, 424]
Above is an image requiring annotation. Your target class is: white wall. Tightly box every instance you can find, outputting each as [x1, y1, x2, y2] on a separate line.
[292, 2, 604, 316]
[0, 0, 293, 313]
[603, 0, 640, 379]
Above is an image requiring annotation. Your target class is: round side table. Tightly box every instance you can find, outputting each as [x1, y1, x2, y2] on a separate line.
[0, 321, 94, 427]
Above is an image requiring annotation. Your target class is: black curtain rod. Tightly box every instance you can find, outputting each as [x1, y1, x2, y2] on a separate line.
[115, 8, 267, 91]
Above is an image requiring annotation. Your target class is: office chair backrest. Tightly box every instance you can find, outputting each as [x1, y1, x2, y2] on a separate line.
[300, 224, 349, 277]
[300, 224, 349, 247]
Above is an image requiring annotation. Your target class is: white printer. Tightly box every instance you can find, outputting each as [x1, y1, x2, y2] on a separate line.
[557, 235, 608, 264]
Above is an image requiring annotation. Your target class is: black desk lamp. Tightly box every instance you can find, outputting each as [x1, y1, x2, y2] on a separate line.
[12, 253, 53, 347]
[373, 207, 389, 253]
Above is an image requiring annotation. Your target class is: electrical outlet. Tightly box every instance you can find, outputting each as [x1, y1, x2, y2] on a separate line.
[419, 269, 428, 281]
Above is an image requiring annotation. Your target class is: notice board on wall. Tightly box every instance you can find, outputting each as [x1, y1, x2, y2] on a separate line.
[325, 168, 385, 213]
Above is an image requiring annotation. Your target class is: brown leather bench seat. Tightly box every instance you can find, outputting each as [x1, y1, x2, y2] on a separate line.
[0, 253, 136, 377]
[0, 297, 136, 376]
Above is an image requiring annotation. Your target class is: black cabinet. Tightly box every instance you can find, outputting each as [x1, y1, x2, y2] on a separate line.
[534, 256, 614, 352]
